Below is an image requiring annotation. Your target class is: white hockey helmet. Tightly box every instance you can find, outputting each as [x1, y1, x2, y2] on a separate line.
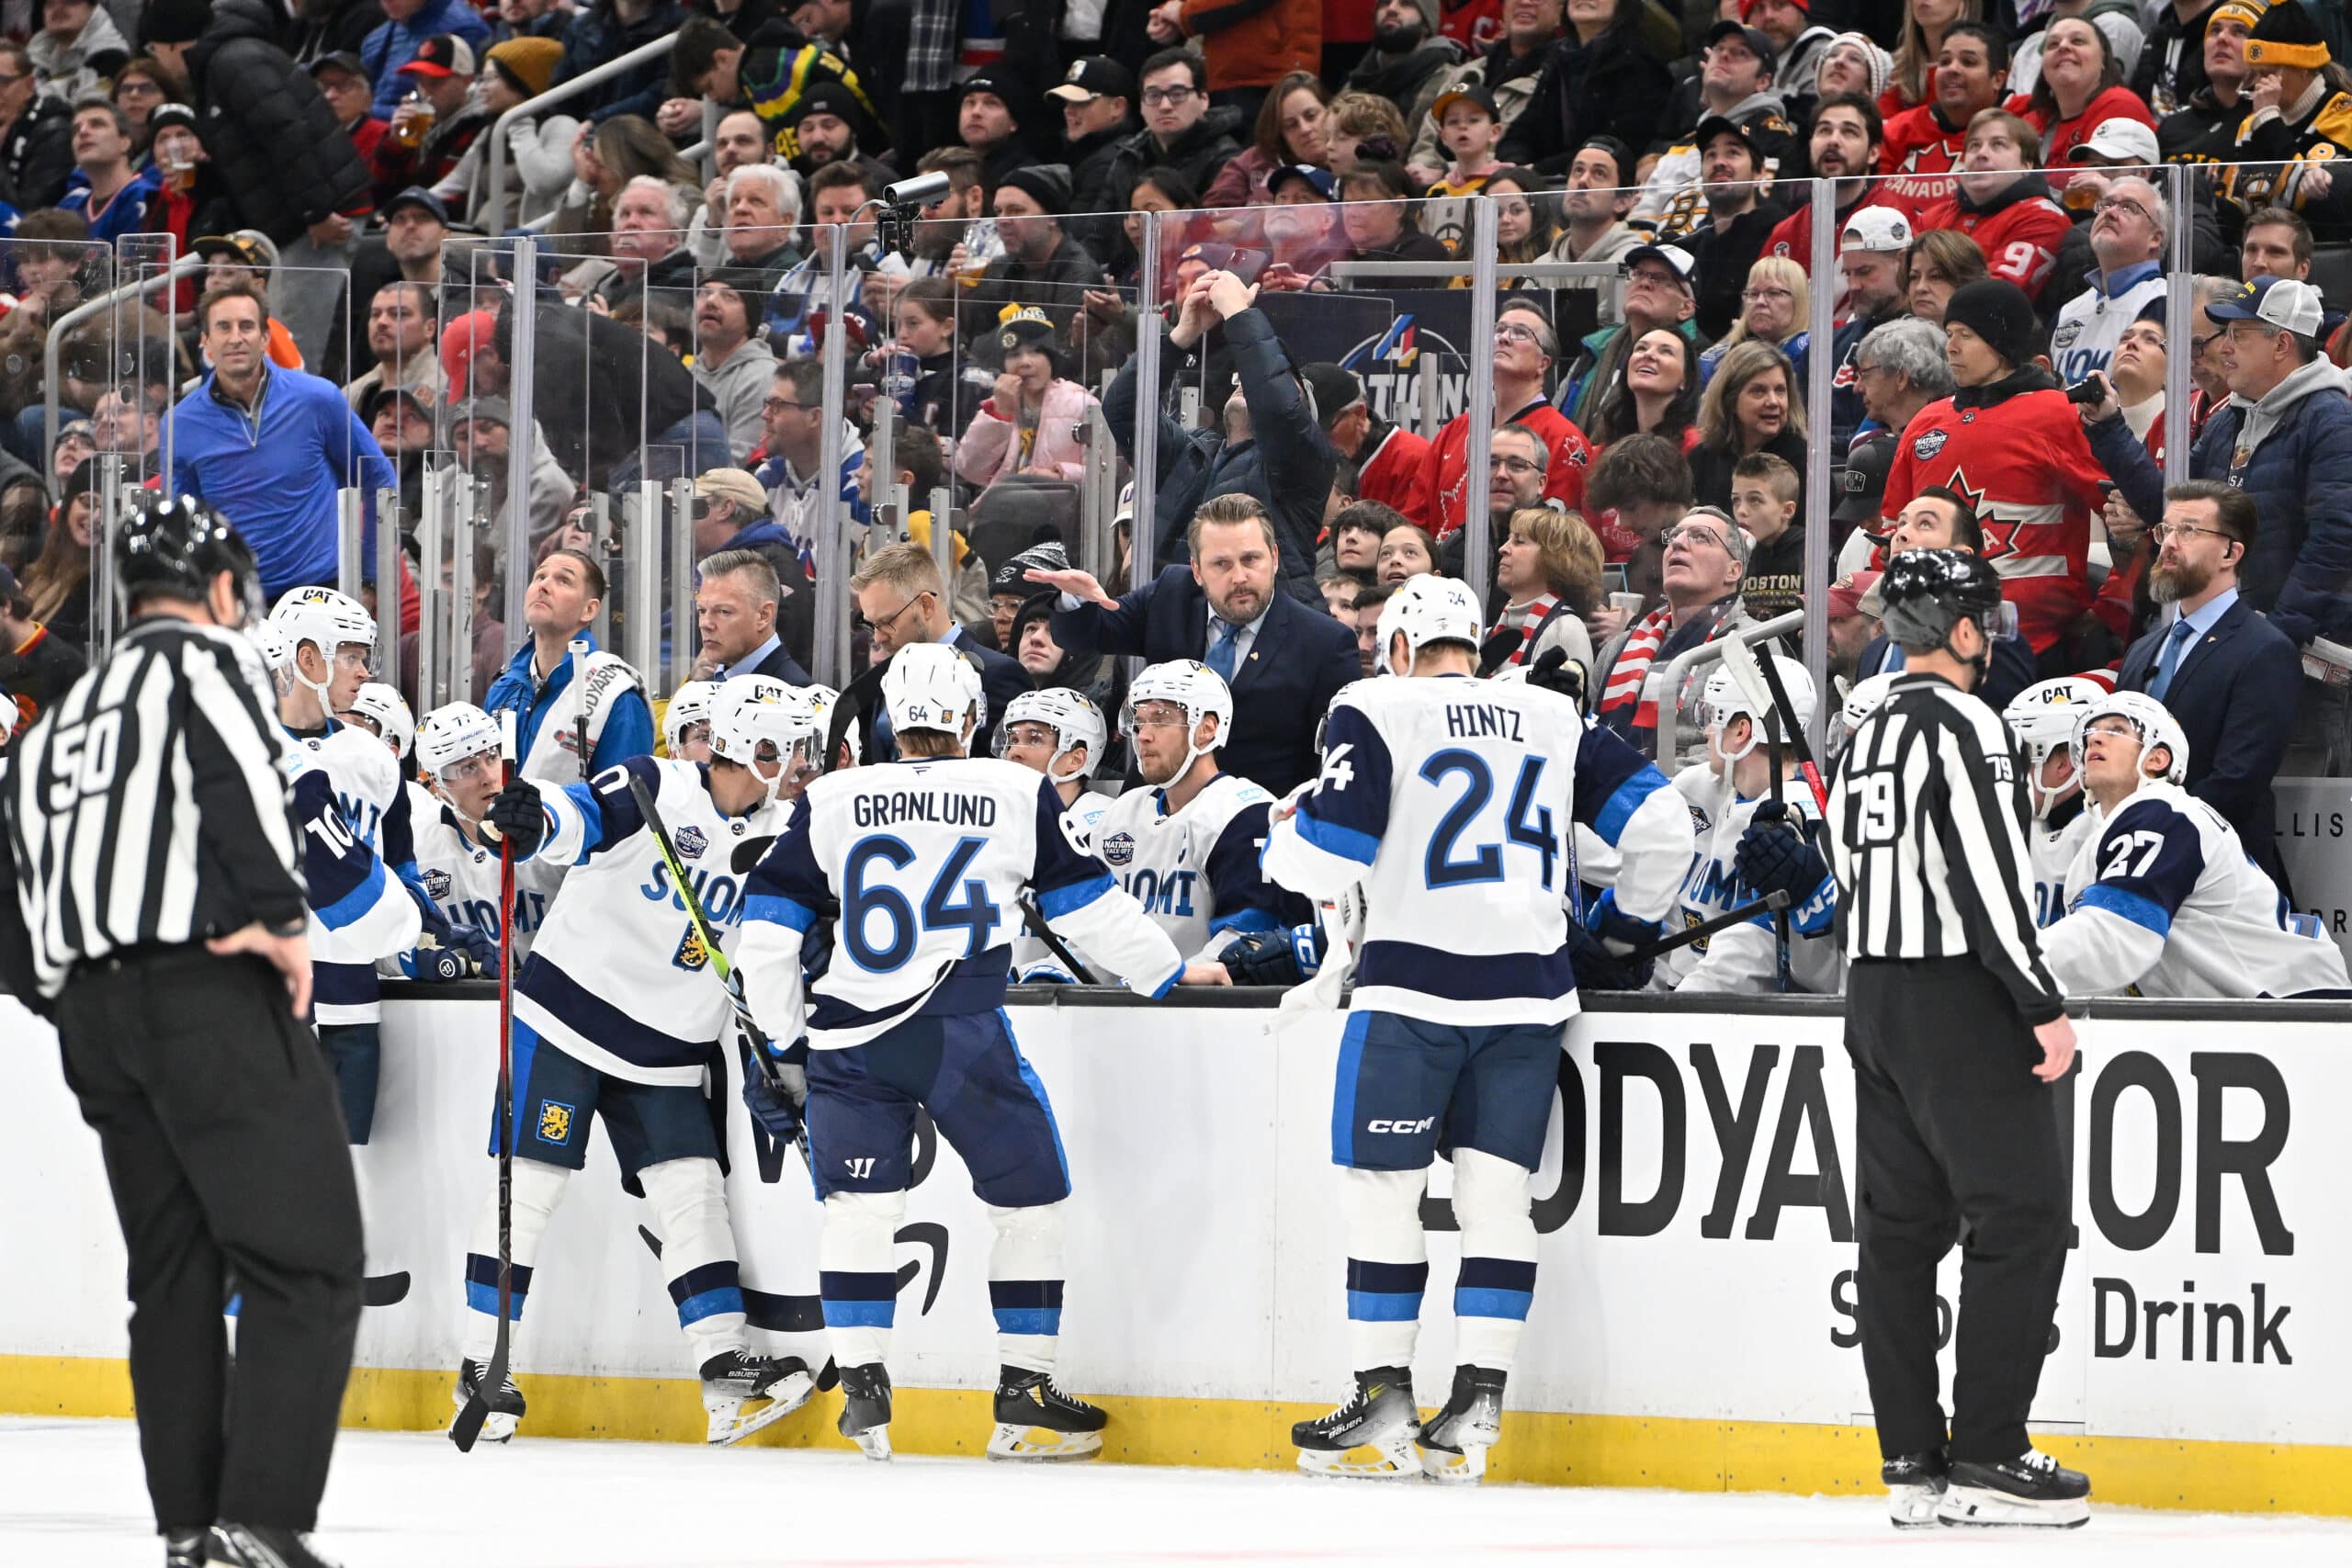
[243, 620, 294, 699]
[663, 679, 723, 753]
[995, 687, 1107, 781]
[882, 642, 986, 743]
[2004, 675, 2109, 819]
[415, 702, 502, 784]
[1124, 659, 1232, 783]
[342, 682, 414, 760]
[801, 681, 861, 766]
[1374, 573, 1482, 675]
[1696, 655, 1815, 764]
[2071, 689, 2189, 787]
[708, 675, 820, 807]
[1831, 671, 1903, 760]
[268, 585, 377, 703]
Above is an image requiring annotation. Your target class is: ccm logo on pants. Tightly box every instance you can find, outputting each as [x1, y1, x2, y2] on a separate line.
[1367, 1118, 1437, 1134]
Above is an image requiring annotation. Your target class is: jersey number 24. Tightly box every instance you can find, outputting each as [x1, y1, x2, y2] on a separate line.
[1419, 749, 1557, 891]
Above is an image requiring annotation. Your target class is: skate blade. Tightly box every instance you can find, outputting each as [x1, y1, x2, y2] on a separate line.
[447, 1407, 518, 1444]
[1296, 1438, 1420, 1480]
[848, 1425, 893, 1461]
[988, 1422, 1104, 1462]
[707, 1370, 817, 1446]
[1935, 1486, 2089, 1529]
[1418, 1441, 1490, 1483]
[1888, 1483, 1945, 1529]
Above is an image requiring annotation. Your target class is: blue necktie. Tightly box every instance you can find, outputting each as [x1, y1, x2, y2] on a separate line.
[1206, 620, 1240, 683]
[2148, 618, 2197, 703]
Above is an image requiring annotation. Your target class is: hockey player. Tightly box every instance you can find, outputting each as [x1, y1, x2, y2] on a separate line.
[341, 682, 415, 764]
[2002, 676, 2109, 927]
[1261, 576, 1693, 1483]
[664, 679, 723, 761]
[2041, 693, 2349, 998]
[733, 644, 1225, 1462]
[995, 688, 1113, 982]
[401, 703, 539, 959]
[1671, 658, 1840, 996]
[466, 677, 822, 1445]
[1094, 660, 1318, 987]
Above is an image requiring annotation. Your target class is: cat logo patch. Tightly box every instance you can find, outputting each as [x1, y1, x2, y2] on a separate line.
[674, 825, 709, 860]
[537, 1101, 575, 1145]
[673, 924, 711, 971]
[423, 868, 452, 900]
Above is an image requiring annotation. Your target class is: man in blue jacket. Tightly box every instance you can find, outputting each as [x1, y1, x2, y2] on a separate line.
[2083, 277, 2352, 651]
[360, 0, 492, 117]
[168, 279, 398, 602]
[483, 547, 655, 783]
[1102, 269, 1334, 607]
[1032, 492, 1359, 796]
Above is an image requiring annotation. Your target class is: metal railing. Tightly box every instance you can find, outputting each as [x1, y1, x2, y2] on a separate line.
[43, 252, 205, 479]
[480, 33, 679, 236]
[1653, 610, 1807, 768]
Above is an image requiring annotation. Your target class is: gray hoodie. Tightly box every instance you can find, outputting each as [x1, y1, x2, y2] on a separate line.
[28, 8, 129, 104]
[2233, 351, 2349, 457]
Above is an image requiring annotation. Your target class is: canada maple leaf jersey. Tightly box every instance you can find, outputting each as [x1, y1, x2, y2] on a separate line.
[1010, 790, 1110, 982]
[402, 782, 550, 953]
[1657, 765, 1840, 996]
[1879, 389, 2106, 654]
[2028, 797, 2097, 929]
[737, 757, 1185, 1050]
[291, 725, 422, 1024]
[1262, 673, 1692, 1026]
[511, 754, 793, 1085]
[1875, 103, 1966, 220]
[1093, 772, 1309, 966]
[1913, 190, 2071, 300]
[2041, 782, 2350, 999]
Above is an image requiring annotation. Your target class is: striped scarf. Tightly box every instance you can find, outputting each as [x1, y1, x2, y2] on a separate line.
[1491, 594, 1561, 667]
[1600, 605, 1673, 720]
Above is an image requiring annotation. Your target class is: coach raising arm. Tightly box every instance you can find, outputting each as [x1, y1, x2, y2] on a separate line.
[1826, 548, 2086, 1535]
[0, 499, 360, 1568]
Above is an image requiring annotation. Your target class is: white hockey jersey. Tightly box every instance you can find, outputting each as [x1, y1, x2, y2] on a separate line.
[403, 782, 551, 954]
[1092, 771, 1308, 966]
[291, 723, 421, 1024]
[512, 754, 794, 1085]
[2028, 797, 2097, 928]
[1262, 672, 1692, 1026]
[1663, 766, 1841, 997]
[1010, 789, 1110, 982]
[2042, 781, 2349, 998]
[737, 757, 1185, 1050]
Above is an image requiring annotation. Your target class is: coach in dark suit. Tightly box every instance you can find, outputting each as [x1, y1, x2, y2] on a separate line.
[2116, 480, 2301, 893]
[696, 549, 813, 686]
[1032, 493, 1358, 795]
[849, 540, 1029, 759]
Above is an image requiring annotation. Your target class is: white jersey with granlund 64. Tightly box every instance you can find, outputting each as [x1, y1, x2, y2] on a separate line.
[2041, 780, 2350, 998]
[738, 758, 1185, 1049]
[1262, 673, 1692, 1025]
[512, 755, 794, 1086]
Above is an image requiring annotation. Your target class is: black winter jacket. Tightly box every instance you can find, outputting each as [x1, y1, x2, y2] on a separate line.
[0, 95, 74, 212]
[498, 301, 716, 490]
[1498, 24, 1672, 172]
[185, 0, 373, 243]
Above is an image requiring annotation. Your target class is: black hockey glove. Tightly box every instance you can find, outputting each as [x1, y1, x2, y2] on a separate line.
[401, 941, 469, 983]
[445, 921, 500, 976]
[1733, 801, 1829, 907]
[741, 1037, 808, 1144]
[1525, 646, 1588, 708]
[1564, 914, 1653, 992]
[1218, 925, 1317, 988]
[485, 778, 547, 858]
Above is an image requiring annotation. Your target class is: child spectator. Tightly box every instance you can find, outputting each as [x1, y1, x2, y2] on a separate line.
[1729, 451, 1803, 619]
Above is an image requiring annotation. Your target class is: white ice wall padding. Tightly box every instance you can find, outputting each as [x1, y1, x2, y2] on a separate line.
[2, 996, 2346, 1447]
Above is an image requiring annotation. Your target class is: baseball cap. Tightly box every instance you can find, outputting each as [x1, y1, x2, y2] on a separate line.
[1430, 85, 1500, 123]
[2069, 118, 2161, 166]
[1832, 434, 1895, 525]
[1702, 20, 1779, 78]
[450, 396, 512, 428]
[148, 102, 198, 138]
[1267, 163, 1337, 201]
[309, 51, 367, 83]
[364, 384, 430, 424]
[398, 35, 478, 79]
[1623, 243, 1696, 287]
[193, 231, 277, 270]
[694, 468, 770, 512]
[2209, 274, 2326, 337]
[382, 186, 450, 224]
[1693, 114, 1760, 159]
[1046, 56, 1134, 104]
[1826, 569, 1881, 617]
[1840, 205, 1914, 254]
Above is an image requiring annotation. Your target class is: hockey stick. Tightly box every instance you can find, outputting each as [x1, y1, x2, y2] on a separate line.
[1719, 633, 1829, 813]
[1017, 897, 1099, 986]
[626, 773, 811, 1171]
[568, 638, 593, 781]
[450, 711, 519, 1453]
[1627, 889, 1790, 964]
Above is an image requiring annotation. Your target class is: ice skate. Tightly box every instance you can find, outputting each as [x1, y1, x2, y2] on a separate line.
[1416, 1364, 1505, 1483]
[1292, 1367, 1419, 1479]
[1937, 1449, 2091, 1529]
[450, 1358, 526, 1444]
[836, 1360, 893, 1460]
[988, 1365, 1108, 1461]
[164, 1527, 209, 1567]
[1883, 1449, 1950, 1528]
[208, 1524, 345, 1568]
[701, 1350, 816, 1445]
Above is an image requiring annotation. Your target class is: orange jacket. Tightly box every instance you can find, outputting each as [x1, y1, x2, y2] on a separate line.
[1179, 0, 1321, 91]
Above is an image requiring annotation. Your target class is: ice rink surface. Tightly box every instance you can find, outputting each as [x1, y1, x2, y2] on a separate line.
[5, 1417, 2347, 1568]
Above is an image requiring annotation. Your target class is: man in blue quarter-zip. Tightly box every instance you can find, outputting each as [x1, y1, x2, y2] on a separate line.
[167, 279, 399, 601]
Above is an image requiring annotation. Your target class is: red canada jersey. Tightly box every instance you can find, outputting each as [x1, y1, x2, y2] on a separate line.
[2008, 85, 2157, 166]
[1358, 423, 1436, 530]
[1427, 399, 1592, 537]
[1763, 189, 1902, 266]
[1880, 388, 2108, 654]
[1915, 187, 2073, 303]
[1876, 103, 1969, 220]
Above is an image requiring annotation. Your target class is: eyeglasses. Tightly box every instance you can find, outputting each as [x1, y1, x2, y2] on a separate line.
[1488, 455, 1541, 474]
[1661, 524, 1730, 551]
[2093, 196, 2157, 226]
[1741, 287, 1794, 302]
[2192, 327, 2226, 355]
[1852, 360, 1885, 377]
[1495, 321, 1543, 344]
[2151, 519, 2235, 544]
[1141, 86, 1195, 107]
[762, 396, 812, 414]
[1627, 267, 1681, 288]
[115, 79, 161, 97]
[858, 589, 931, 633]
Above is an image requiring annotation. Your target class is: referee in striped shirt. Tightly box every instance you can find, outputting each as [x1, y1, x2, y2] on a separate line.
[0, 498, 360, 1568]
[1826, 548, 2088, 1530]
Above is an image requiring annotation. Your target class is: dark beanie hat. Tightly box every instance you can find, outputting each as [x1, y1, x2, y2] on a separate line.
[141, 0, 211, 48]
[995, 162, 1071, 217]
[1942, 277, 2040, 370]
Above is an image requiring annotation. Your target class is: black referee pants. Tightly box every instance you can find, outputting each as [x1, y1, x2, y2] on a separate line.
[1845, 958, 2070, 1466]
[55, 948, 363, 1535]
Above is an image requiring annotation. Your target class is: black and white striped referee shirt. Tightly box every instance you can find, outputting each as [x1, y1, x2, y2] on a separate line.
[1828, 671, 2065, 1023]
[2, 617, 306, 998]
